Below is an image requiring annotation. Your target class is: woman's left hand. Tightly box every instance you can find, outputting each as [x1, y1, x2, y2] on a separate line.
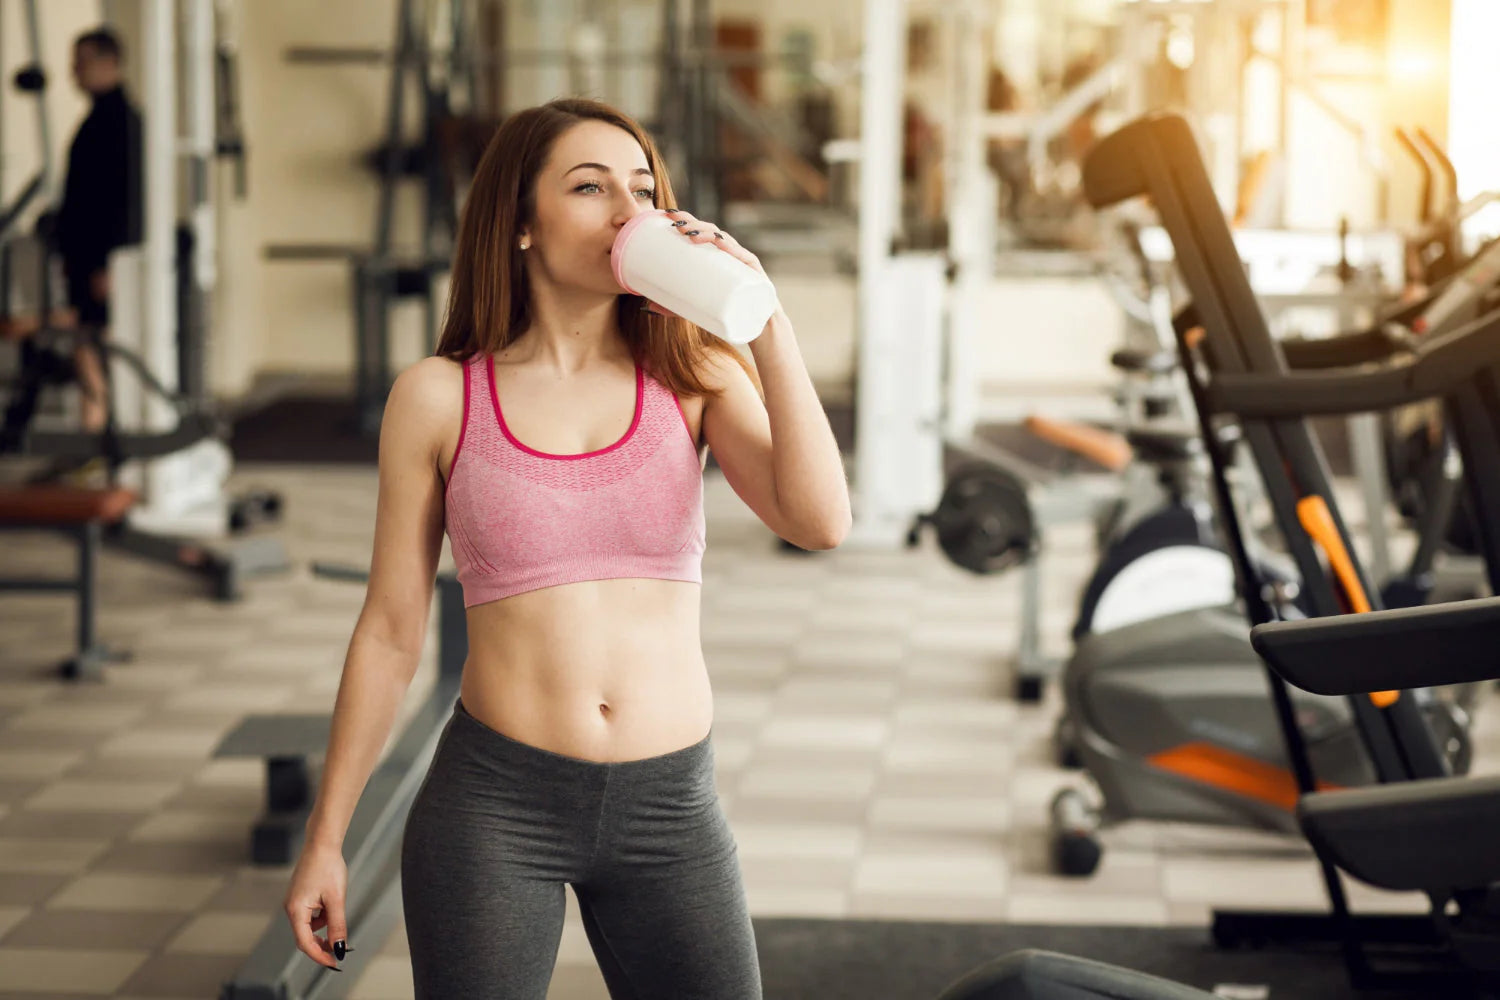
[663, 209, 765, 276]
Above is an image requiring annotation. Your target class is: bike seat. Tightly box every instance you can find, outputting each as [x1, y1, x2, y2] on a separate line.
[1110, 348, 1178, 375]
[1124, 425, 1201, 463]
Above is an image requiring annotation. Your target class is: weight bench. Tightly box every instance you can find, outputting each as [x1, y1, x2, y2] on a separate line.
[0, 484, 137, 680]
[214, 569, 468, 867]
[214, 713, 334, 865]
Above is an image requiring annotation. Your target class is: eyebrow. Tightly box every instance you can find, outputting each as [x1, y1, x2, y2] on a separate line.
[565, 162, 654, 179]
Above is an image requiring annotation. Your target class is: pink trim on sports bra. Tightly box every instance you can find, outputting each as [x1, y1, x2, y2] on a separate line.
[488, 355, 644, 461]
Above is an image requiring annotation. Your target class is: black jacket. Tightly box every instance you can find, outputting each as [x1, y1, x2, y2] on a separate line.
[55, 85, 143, 276]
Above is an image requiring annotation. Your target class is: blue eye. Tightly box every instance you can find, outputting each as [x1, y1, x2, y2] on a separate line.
[575, 181, 602, 193]
[636, 189, 656, 200]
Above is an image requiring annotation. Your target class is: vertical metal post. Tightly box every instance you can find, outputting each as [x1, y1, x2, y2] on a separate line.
[141, 0, 178, 507]
[76, 522, 99, 658]
[376, 0, 413, 257]
[851, 0, 910, 546]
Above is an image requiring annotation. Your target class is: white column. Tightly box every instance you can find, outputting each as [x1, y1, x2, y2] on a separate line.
[851, 0, 945, 549]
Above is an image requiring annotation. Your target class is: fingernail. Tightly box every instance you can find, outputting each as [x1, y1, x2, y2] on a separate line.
[685, 230, 700, 236]
[333, 940, 346, 961]
[714, 231, 725, 239]
[671, 220, 687, 227]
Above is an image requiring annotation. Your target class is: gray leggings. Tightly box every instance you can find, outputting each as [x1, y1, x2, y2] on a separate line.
[400, 699, 762, 999]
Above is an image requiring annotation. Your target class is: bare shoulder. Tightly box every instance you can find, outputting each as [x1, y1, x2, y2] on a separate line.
[388, 356, 464, 419]
[382, 356, 467, 458]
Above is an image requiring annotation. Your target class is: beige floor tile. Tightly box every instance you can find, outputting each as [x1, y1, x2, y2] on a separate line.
[1166, 900, 1212, 926]
[849, 893, 1008, 922]
[731, 821, 864, 861]
[0, 873, 70, 906]
[761, 716, 889, 751]
[128, 810, 253, 844]
[711, 691, 774, 725]
[806, 603, 915, 633]
[116, 952, 245, 996]
[22, 779, 181, 813]
[165, 781, 264, 813]
[892, 698, 1019, 732]
[700, 614, 804, 646]
[0, 751, 84, 781]
[349, 954, 418, 999]
[0, 778, 46, 805]
[908, 622, 1018, 655]
[710, 587, 822, 615]
[61, 755, 203, 782]
[190, 758, 265, 788]
[0, 811, 143, 841]
[749, 744, 885, 771]
[775, 676, 900, 708]
[737, 855, 856, 890]
[6, 703, 147, 735]
[0, 839, 110, 875]
[91, 838, 248, 875]
[201, 873, 291, 913]
[100, 663, 203, 692]
[0, 904, 27, 939]
[47, 872, 223, 912]
[875, 771, 1006, 798]
[737, 765, 877, 801]
[792, 633, 906, 666]
[0, 908, 187, 949]
[162, 683, 296, 713]
[0, 946, 148, 992]
[1006, 893, 1169, 925]
[164, 911, 276, 954]
[0, 681, 56, 709]
[729, 795, 870, 825]
[544, 962, 611, 1000]
[862, 830, 1009, 860]
[98, 728, 227, 759]
[1161, 857, 1330, 908]
[882, 740, 1014, 776]
[852, 854, 1008, 898]
[744, 886, 851, 917]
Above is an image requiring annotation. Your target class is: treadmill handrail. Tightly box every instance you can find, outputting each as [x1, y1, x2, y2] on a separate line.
[1204, 303, 1500, 418]
[1251, 594, 1500, 695]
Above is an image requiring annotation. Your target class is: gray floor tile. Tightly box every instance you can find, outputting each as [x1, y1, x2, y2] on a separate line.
[0, 873, 71, 907]
[0, 810, 144, 841]
[89, 839, 249, 876]
[116, 952, 245, 997]
[0, 908, 189, 949]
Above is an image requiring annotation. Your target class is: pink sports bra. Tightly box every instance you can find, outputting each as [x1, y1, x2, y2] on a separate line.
[443, 354, 707, 608]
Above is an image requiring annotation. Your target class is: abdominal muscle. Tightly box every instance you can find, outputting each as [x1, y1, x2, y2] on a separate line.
[456, 576, 714, 763]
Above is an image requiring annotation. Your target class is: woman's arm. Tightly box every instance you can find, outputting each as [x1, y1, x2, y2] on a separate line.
[303, 358, 455, 850]
[702, 308, 852, 550]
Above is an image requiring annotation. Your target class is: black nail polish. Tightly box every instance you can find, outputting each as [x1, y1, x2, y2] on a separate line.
[671, 220, 687, 227]
[333, 940, 346, 961]
[714, 231, 725, 239]
[685, 229, 700, 236]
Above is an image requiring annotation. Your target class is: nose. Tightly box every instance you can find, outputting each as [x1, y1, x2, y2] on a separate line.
[612, 192, 650, 229]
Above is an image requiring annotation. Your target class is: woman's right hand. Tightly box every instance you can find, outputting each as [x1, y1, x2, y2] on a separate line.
[283, 841, 350, 971]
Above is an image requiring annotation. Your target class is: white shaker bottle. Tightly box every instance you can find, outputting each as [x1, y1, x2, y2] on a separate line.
[611, 209, 779, 345]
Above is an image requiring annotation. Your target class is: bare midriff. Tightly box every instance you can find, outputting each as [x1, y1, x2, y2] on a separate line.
[456, 576, 712, 763]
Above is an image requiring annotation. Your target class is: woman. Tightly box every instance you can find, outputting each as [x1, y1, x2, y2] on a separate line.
[282, 97, 851, 998]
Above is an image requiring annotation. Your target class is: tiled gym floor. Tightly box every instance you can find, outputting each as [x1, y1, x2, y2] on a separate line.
[0, 462, 1494, 998]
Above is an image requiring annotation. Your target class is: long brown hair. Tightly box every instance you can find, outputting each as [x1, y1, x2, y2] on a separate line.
[435, 98, 754, 398]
